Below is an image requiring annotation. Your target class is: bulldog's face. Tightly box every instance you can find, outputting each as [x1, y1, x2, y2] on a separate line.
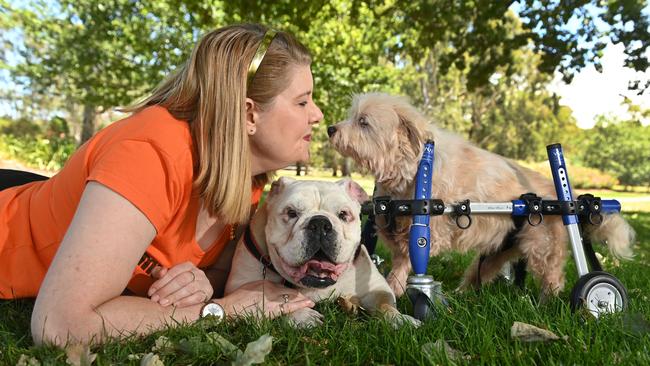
[263, 177, 369, 289]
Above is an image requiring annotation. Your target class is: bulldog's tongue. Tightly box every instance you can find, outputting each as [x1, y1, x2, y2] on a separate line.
[299, 259, 346, 281]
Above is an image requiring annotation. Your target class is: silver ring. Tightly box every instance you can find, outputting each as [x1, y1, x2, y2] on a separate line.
[189, 271, 196, 282]
[281, 294, 290, 304]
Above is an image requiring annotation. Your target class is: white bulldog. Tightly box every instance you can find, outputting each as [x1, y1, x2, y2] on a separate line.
[225, 177, 420, 328]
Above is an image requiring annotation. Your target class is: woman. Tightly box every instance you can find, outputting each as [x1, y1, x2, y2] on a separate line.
[0, 23, 323, 345]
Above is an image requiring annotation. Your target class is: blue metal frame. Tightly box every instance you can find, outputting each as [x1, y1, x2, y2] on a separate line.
[408, 140, 435, 276]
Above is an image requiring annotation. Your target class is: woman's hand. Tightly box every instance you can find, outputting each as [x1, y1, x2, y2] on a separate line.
[148, 261, 213, 308]
[218, 280, 314, 319]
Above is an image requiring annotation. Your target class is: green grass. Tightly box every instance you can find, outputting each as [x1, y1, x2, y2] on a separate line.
[2, 212, 649, 365]
[3, 170, 650, 364]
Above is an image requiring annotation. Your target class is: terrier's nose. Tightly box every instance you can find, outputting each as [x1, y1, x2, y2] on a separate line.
[327, 126, 337, 138]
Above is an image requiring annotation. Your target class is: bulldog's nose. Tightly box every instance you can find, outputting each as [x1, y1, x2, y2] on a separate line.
[307, 215, 332, 236]
[327, 126, 337, 138]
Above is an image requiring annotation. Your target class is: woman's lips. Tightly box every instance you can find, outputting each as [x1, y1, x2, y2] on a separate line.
[303, 134, 312, 141]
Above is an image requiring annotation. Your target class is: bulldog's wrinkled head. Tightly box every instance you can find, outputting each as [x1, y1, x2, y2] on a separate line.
[263, 177, 369, 289]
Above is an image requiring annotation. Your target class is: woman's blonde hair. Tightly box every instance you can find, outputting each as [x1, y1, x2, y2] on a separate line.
[125, 24, 312, 224]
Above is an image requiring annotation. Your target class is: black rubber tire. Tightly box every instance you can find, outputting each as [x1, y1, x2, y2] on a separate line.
[570, 271, 628, 316]
[413, 293, 435, 321]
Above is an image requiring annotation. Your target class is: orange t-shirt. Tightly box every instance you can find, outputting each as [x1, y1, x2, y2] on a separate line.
[0, 105, 263, 299]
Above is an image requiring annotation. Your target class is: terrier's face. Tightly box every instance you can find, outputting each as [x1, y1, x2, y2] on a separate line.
[327, 93, 428, 192]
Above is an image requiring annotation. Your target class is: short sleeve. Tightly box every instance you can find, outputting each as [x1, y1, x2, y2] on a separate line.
[87, 140, 190, 233]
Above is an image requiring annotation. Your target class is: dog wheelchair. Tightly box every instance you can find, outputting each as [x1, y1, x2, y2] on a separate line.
[361, 142, 629, 321]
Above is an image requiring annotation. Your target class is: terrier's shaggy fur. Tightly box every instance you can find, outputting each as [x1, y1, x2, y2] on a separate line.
[328, 92, 635, 298]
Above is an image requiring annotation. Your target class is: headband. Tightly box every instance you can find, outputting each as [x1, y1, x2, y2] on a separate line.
[247, 29, 278, 89]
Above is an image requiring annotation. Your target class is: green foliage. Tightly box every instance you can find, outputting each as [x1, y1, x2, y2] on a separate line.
[0, 116, 76, 171]
[581, 118, 650, 188]
[2, 211, 650, 364]
[1, 1, 649, 172]
[0, 116, 41, 138]
[521, 161, 620, 190]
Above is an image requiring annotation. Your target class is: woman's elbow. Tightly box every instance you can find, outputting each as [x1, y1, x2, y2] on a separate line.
[31, 306, 94, 346]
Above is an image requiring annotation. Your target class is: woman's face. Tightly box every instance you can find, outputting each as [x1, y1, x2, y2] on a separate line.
[248, 64, 323, 174]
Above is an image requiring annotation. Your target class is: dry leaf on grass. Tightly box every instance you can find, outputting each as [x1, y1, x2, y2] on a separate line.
[65, 344, 97, 366]
[16, 354, 41, 366]
[151, 336, 174, 353]
[233, 334, 274, 366]
[140, 353, 164, 366]
[207, 332, 243, 358]
[511, 321, 568, 342]
[422, 340, 470, 361]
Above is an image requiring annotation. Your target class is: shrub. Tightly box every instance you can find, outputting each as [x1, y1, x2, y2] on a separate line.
[519, 161, 619, 190]
[0, 117, 77, 172]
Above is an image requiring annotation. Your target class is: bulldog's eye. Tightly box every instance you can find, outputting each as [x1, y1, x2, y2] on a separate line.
[338, 210, 350, 221]
[358, 116, 369, 127]
[286, 208, 299, 219]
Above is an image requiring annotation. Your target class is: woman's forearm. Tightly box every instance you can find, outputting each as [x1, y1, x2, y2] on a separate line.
[33, 295, 204, 345]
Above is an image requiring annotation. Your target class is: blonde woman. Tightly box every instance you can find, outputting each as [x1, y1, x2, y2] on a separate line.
[0, 23, 323, 345]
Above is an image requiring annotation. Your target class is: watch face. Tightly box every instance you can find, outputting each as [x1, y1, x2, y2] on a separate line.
[202, 302, 225, 320]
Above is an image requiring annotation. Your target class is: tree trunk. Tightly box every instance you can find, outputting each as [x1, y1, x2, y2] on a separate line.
[342, 158, 351, 177]
[80, 103, 96, 145]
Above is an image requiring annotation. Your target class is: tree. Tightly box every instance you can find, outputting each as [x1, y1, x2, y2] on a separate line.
[2, 0, 201, 143]
[373, 0, 650, 93]
[581, 110, 650, 189]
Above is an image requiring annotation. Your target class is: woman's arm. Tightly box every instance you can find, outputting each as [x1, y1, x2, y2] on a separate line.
[31, 182, 314, 346]
[31, 182, 202, 345]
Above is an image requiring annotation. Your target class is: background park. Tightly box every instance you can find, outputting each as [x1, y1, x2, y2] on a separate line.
[1, 0, 650, 365]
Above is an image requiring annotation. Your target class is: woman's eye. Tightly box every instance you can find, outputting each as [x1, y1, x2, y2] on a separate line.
[338, 211, 349, 221]
[287, 209, 298, 218]
[299, 101, 308, 107]
[358, 116, 369, 127]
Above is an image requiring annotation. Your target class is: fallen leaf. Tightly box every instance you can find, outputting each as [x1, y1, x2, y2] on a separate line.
[65, 344, 96, 366]
[151, 336, 174, 353]
[233, 334, 273, 366]
[207, 332, 242, 358]
[422, 340, 470, 361]
[300, 336, 328, 346]
[127, 354, 143, 361]
[511, 321, 567, 342]
[140, 353, 164, 366]
[16, 354, 41, 366]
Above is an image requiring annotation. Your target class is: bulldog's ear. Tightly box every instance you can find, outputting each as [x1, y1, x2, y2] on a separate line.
[269, 176, 295, 198]
[337, 178, 369, 204]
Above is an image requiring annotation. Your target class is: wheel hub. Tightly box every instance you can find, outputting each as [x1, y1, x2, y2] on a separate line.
[586, 282, 623, 316]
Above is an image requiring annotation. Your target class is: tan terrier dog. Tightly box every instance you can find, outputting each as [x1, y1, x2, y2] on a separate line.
[328, 92, 635, 299]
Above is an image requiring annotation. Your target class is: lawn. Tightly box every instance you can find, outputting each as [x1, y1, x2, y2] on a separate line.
[2, 172, 649, 365]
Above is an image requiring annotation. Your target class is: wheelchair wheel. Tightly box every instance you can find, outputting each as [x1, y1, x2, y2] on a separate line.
[413, 292, 435, 321]
[570, 271, 628, 318]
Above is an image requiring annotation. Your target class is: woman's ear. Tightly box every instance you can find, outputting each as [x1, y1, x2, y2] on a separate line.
[245, 97, 257, 135]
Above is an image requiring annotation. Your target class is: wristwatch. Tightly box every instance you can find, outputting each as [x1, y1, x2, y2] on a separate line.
[200, 300, 225, 321]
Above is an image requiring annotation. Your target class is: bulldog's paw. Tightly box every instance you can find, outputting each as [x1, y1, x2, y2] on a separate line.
[287, 307, 324, 329]
[337, 295, 366, 316]
[385, 311, 422, 329]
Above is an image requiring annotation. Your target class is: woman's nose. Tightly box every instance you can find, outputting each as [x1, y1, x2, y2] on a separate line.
[310, 103, 324, 124]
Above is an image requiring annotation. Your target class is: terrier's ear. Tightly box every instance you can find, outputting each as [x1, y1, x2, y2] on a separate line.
[269, 176, 295, 199]
[396, 105, 425, 149]
[336, 178, 370, 204]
